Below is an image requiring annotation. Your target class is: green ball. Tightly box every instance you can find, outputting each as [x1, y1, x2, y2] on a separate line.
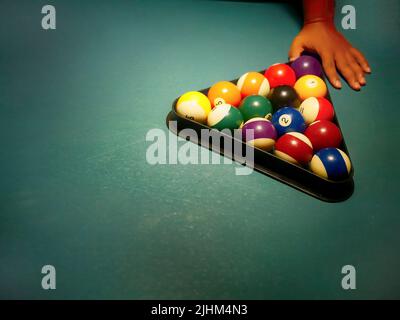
[239, 95, 273, 122]
[207, 104, 243, 131]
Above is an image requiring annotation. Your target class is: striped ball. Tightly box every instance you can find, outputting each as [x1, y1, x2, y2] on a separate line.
[274, 132, 313, 165]
[298, 97, 335, 125]
[207, 104, 244, 131]
[176, 91, 212, 123]
[237, 72, 270, 98]
[310, 148, 351, 180]
[242, 118, 277, 151]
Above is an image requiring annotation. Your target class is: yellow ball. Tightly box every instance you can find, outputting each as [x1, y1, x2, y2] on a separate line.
[176, 91, 212, 123]
[294, 75, 327, 100]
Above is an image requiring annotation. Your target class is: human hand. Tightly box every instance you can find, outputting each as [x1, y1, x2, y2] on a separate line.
[289, 22, 371, 90]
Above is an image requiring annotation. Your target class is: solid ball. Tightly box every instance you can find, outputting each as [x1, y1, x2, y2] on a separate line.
[294, 75, 327, 100]
[298, 97, 334, 125]
[274, 132, 313, 165]
[269, 85, 300, 110]
[237, 72, 270, 98]
[305, 120, 343, 151]
[239, 95, 273, 122]
[242, 118, 277, 151]
[271, 107, 306, 136]
[310, 148, 351, 180]
[176, 91, 212, 123]
[264, 63, 296, 88]
[290, 55, 323, 78]
[208, 81, 241, 108]
[207, 104, 244, 131]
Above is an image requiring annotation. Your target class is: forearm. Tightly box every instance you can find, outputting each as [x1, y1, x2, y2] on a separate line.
[303, 0, 335, 25]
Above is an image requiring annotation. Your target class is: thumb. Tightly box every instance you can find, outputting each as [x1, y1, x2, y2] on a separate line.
[288, 38, 304, 62]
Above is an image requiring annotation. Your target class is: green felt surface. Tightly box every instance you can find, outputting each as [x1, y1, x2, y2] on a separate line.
[0, 0, 399, 299]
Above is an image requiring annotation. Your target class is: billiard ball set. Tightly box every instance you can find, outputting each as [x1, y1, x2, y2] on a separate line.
[167, 55, 354, 201]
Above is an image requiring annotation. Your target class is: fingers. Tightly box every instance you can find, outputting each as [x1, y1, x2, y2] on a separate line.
[350, 47, 371, 73]
[319, 51, 342, 89]
[288, 37, 304, 62]
[345, 52, 366, 86]
[335, 53, 361, 90]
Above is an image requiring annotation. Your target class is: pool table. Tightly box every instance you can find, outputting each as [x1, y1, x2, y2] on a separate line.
[0, 0, 399, 299]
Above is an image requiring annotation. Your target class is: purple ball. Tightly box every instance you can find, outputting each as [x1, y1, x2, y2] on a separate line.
[291, 55, 323, 78]
[242, 118, 277, 151]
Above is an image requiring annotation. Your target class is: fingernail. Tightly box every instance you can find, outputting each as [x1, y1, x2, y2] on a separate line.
[354, 82, 361, 90]
[335, 80, 342, 88]
[360, 77, 366, 85]
[366, 67, 371, 73]
[289, 57, 295, 62]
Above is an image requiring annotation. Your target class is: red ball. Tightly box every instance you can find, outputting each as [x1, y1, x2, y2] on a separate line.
[264, 63, 296, 88]
[274, 132, 313, 165]
[305, 120, 342, 151]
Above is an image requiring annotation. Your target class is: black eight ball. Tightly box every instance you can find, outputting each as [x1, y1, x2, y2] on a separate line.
[269, 85, 300, 111]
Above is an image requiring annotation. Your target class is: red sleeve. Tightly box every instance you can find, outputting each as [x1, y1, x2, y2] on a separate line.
[303, 0, 335, 25]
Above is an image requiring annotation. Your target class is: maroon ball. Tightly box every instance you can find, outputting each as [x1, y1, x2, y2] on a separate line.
[305, 120, 342, 151]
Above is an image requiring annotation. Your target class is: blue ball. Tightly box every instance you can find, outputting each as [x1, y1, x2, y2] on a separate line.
[271, 107, 306, 136]
[310, 148, 352, 180]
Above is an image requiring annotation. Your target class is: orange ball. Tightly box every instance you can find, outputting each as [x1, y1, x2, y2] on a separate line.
[294, 75, 327, 100]
[237, 72, 270, 98]
[207, 81, 241, 108]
